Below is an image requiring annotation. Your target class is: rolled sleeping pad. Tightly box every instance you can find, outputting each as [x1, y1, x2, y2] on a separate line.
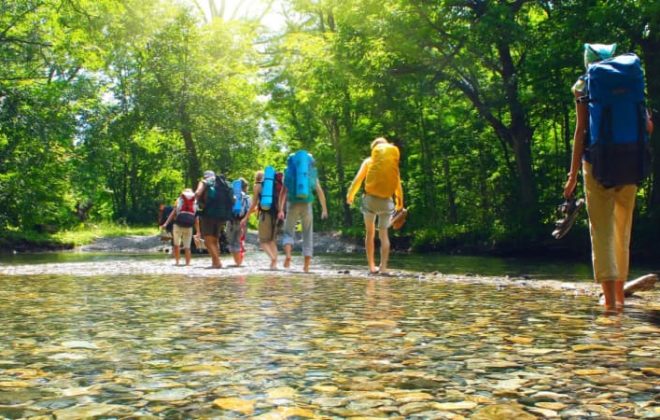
[261, 165, 275, 211]
[294, 150, 310, 199]
[232, 179, 244, 217]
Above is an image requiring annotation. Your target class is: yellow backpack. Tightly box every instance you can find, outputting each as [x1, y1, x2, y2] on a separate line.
[365, 143, 400, 198]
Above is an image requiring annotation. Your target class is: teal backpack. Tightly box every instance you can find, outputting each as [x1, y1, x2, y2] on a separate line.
[284, 150, 317, 203]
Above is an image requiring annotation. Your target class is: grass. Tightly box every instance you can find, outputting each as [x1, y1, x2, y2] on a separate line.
[1, 222, 157, 250]
[53, 222, 157, 247]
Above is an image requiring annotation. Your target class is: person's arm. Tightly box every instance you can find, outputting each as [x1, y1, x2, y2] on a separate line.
[194, 180, 206, 201]
[278, 185, 288, 221]
[194, 215, 201, 238]
[647, 108, 654, 135]
[241, 184, 260, 227]
[394, 177, 404, 211]
[346, 159, 369, 205]
[316, 180, 328, 219]
[564, 92, 588, 199]
[161, 210, 175, 229]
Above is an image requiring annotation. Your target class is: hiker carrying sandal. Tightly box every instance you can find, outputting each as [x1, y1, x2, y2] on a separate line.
[564, 43, 654, 313]
[347, 137, 404, 275]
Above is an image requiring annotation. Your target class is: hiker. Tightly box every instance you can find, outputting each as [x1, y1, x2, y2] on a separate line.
[158, 203, 174, 242]
[227, 178, 251, 266]
[160, 188, 199, 266]
[564, 43, 654, 312]
[278, 150, 328, 273]
[241, 169, 283, 269]
[347, 137, 404, 275]
[195, 170, 234, 269]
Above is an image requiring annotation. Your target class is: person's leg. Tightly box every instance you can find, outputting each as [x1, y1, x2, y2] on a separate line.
[378, 227, 390, 273]
[173, 245, 181, 265]
[612, 184, 637, 309]
[583, 162, 617, 310]
[181, 227, 193, 266]
[281, 203, 298, 268]
[201, 217, 221, 268]
[266, 241, 278, 269]
[301, 203, 313, 272]
[172, 224, 183, 265]
[363, 213, 377, 273]
[205, 235, 221, 267]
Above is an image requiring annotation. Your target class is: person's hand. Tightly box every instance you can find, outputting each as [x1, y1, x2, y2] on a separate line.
[321, 208, 328, 220]
[395, 203, 404, 212]
[563, 174, 577, 199]
[346, 196, 353, 205]
[240, 217, 247, 228]
[278, 210, 285, 221]
[160, 224, 167, 230]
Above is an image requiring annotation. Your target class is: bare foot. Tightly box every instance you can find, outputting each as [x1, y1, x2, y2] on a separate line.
[270, 259, 277, 270]
[284, 257, 291, 268]
[303, 261, 310, 273]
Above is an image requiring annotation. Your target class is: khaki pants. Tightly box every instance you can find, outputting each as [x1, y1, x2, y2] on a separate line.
[583, 162, 637, 283]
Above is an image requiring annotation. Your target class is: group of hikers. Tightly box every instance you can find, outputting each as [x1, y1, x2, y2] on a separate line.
[160, 137, 405, 274]
[160, 43, 654, 312]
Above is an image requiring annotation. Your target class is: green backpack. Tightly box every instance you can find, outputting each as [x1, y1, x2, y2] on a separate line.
[203, 175, 234, 221]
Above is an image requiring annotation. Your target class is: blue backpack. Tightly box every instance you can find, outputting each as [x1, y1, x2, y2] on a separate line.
[260, 166, 276, 211]
[231, 179, 248, 218]
[284, 150, 317, 203]
[586, 53, 651, 187]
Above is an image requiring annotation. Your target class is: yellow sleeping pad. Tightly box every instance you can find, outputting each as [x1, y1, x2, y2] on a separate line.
[365, 143, 400, 198]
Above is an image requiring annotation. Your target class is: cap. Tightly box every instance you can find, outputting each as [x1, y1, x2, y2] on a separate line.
[584, 43, 616, 68]
[203, 170, 215, 182]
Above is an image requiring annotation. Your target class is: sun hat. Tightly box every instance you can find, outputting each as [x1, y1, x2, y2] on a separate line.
[203, 170, 215, 182]
[584, 43, 616, 68]
[182, 188, 195, 199]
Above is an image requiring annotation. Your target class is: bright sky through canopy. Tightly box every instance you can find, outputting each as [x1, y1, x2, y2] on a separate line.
[182, 0, 286, 30]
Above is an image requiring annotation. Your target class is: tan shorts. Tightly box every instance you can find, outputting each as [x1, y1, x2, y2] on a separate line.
[258, 212, 277, 243]
[361, 194, 394, 229]
[172, 224, 193, 249]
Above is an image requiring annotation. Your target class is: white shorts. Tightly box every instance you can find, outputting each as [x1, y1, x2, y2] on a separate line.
[172, 224, 193, 249]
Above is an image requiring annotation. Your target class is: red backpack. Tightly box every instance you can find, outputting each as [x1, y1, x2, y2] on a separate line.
[175, 194, 196, 227]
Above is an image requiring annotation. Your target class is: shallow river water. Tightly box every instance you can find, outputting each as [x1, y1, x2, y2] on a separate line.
[0, 254, 658, 419]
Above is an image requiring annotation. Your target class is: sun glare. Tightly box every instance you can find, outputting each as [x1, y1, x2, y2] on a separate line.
[181, 0, 287, 31]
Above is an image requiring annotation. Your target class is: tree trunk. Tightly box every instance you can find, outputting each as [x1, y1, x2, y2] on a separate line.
[498, 41, 538, 228]
[417, 95, 438, 218]
[442, 156, 457, 224]
[641, 36, 660, 212]
[324, 115, 351, 227]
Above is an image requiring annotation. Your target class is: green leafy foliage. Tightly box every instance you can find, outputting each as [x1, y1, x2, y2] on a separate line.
[2, 0, 659, 257]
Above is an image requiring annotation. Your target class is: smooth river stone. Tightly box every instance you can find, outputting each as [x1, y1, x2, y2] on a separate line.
[470, 404, 537, 420]
[143, 388, 195, 402]
[213, 397, 255, 415]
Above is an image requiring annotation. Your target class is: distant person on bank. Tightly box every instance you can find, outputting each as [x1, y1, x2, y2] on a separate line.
[160, 188, 200, 266]
[347, 137, 404, 275]
[278, 151, 328, 273]
[564, 43, 654, 312]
